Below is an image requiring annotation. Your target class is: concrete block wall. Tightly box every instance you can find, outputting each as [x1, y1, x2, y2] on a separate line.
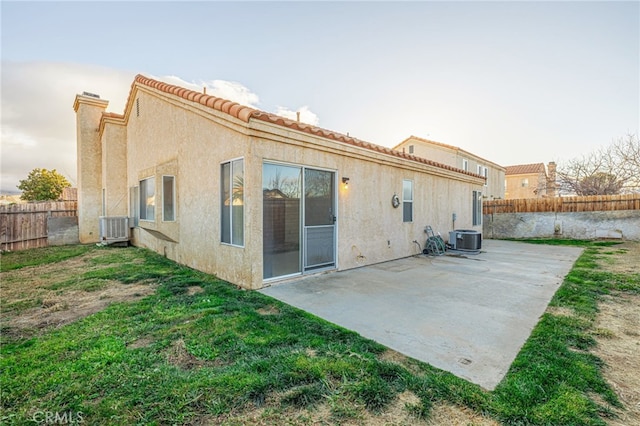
[483, 210, 640, 241]
[47, 217, 80, 246]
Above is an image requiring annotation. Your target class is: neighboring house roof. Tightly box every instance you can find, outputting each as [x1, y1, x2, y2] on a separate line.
[263, 189, 288, 199]
[394, 135, 505, 170]
[103, 74, 485, 181]
[505, 163, 546, 175]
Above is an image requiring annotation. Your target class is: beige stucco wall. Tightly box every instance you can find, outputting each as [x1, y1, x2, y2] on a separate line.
[505, 172, 547, 199]
[90, 85, 484, 289]
[74, 95, 108, 243]
[125, 88, 256, 286]
[101, 122, 128, 217]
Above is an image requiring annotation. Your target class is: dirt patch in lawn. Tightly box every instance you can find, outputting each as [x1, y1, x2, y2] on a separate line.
[0, 251, 155, 338]
[591, 241, 640, 426]
[206, 391, 499, 426]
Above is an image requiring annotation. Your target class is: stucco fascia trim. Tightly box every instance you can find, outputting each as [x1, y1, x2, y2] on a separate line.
[506, 172, 544, 178]
[98, 114, 126, 138]
[73, 94, 109, 112]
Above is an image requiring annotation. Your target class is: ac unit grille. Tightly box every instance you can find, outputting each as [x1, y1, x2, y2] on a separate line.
[99, 216, 129, 244]
[449, 230, 482, 251]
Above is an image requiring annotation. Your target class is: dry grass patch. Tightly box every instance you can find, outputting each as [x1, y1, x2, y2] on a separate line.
[592, 294, 640, 426]
[0, 250, 155, 338]
[209, 394, 500, 426]
[166, 338, 210, 370]
[598, 241, 639, 274]
[207, 391, 431, 426]
[426, 402, 500, 426]
[187, 285, 205, 296]
[546, 305, 577, 317]
[127, 336, 155, 349]
[257, 305, 280, 316]
[592, 241, 640, 425]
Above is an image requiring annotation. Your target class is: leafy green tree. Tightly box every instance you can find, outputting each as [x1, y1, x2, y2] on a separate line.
[17, 168, 71, 201]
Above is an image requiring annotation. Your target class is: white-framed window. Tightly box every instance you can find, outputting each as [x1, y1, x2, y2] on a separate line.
[162, 175, 176, 222]
[221, 158, 244, 246]
[521, 178, 529, 188]
[472, 190, 482, 226]
[139, 177, 155, 221]
[462, 159, 469, 171]
[402, 179, 413, 223]
[408, 145, 414, 154]
[478, 166, 488, 186]
[129, 186, 139, 227]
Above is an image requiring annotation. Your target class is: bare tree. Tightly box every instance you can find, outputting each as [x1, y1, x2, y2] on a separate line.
[556, 134, 639, 195]
[611, 133, 640, 192]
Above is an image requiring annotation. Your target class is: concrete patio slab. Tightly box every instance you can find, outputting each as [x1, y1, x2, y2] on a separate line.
[259, 239, 584, 390]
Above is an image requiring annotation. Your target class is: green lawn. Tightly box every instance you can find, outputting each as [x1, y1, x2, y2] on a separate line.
[1, 241, 637, 425]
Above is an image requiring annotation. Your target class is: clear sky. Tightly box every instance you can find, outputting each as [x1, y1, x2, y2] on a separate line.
[2, 1, 638, 193]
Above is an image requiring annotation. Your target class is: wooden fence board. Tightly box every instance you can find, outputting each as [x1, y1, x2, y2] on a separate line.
[0, 201, 77, 251]
[483, 194, 640, 214]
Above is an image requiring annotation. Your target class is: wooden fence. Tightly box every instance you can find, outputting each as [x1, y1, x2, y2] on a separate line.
[483, 194, 640, 214]
[0, 201, 77, 251]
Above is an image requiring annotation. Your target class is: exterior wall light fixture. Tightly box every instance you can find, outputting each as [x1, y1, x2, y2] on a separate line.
[342, 177, 350, 189]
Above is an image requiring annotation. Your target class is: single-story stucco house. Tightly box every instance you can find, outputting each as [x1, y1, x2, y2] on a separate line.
[74, 74, 486, 289]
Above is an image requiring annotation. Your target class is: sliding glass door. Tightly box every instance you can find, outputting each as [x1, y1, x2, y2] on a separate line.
[303, 168, 336, 271]
[263, 163, 336, 280]
[263, 164, 302, 279]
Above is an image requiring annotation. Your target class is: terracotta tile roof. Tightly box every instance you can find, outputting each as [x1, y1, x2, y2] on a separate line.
[505, 163, 545, 175]
[118, 74, 485, 180]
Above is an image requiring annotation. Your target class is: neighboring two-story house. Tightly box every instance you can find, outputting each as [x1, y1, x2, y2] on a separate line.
[504, 162, 557, 199]
[393, 136, 506, 200]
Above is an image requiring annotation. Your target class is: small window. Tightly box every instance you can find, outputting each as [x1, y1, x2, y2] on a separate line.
[462, 159, 469, 171]
[221, 158, 244, 246]
[402, 179, 413, 222]
[472, 190, 482, 226]
[139, 177, 155, 221]
[162, 176, 175, 222]
[408, 145, 414, 154]
[521, 178, 529, 188]
[130, 186, 139, 227]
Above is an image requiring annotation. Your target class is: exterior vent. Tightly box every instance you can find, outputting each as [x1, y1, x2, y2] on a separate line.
[99, 216, 129, 245]
[448, 230, 482, 251]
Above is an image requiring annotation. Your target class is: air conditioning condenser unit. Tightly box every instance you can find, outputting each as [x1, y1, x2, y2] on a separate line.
[99, 216, 129, 245]
[448, 229, 482, 251]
